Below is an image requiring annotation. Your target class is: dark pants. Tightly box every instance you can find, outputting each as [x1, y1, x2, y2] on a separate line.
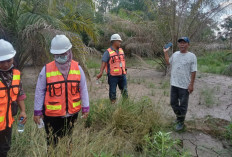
[0, 127, 12, 157]
[44, 113, 78, 146]
[108, 74, 128, 101]
[170, 86, 189, 123]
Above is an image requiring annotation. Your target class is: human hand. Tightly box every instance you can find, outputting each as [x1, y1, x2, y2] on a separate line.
[18, 112, 27, 124]
[188, 84, 194, 94]
[96, 72, 103, 79]
[34, 115, 43, 124]
[82, 112, 89, 119]
[163, 47, 170, 53]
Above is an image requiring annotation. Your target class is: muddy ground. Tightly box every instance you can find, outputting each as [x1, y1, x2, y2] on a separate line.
[22, 66, 232, 157]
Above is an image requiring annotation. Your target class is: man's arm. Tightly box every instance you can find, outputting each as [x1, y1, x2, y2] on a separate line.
[16, 80, 27, 124]
[188, 72, 196, 93]
[97, 62, 107, 79]
[97, 50, 109, 79]
[188, 54, 197, 93]
[163, 48, 170, 65]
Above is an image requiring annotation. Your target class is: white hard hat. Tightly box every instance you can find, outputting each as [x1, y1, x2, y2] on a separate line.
[50, 35, 72, 54]
[0, 39, 16, 62]
[110, 34, 122, 41]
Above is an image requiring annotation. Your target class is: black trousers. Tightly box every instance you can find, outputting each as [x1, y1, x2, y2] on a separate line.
[0, 127, 12, 157]
[44, 113, 78, 146]
[170, 86, 189, 122]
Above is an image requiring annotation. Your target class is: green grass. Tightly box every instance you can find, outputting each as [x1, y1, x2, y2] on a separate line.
[144, 58, 160, 67]
[128, 78, 146, 84]
[198, 50, 232, 75]
[150, 89, 156, 96]
[126, 57, 142, 68]
[8, 94, 190, 157]
[160, 80, 170, 89]
[225, 122, 232, 145]
[144, 131, 191, 157]
[126, 57, 163, 71]
[146, 82, 156, 88]
[199, 87, 216, 107]
[86, 56, 101, 69]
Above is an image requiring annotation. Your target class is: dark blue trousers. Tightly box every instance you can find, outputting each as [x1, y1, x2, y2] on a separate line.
[108, 75, 128, 101]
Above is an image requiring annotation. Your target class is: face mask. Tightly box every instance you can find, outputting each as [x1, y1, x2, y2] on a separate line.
[0, 64, 14, 72]
[55, 55, 68, 64]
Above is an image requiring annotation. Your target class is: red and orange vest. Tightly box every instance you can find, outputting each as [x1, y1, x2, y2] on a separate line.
[0, 69, 20, 131]
[44, 60, 82, 117]
[105, 47, 127, 76]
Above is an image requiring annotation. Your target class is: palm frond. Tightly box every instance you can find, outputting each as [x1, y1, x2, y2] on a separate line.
[0, 0, 97, 77]
[65, 32, 91, 80]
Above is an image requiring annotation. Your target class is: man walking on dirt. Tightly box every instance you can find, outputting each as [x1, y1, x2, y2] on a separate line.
[97, 34, 128, 103]
[163, 37, 197, 131]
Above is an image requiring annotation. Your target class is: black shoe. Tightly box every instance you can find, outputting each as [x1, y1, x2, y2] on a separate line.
[175, 122, 184, 131]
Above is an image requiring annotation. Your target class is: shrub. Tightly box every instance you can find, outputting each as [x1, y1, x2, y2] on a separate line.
[198, 51, 231, 76]
[144, 131, 190, 157]
[225, 122, 232, 144]
[9, 96, 188, 156]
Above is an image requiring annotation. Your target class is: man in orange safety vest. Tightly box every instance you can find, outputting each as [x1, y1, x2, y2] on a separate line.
[97, 34, 128, 103]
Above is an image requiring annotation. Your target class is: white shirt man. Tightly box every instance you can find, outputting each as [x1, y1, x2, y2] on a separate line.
[163, 37, 197, 131]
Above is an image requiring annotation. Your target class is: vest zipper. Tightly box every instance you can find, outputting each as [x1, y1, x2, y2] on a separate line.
[6, 88, 10, 129]
[65, 80, 68, 114]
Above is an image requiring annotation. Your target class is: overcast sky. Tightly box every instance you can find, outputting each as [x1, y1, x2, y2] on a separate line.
[219, 0, 232, 21]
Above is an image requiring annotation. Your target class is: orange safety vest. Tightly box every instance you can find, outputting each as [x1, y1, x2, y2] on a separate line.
[0, 69, 20, 131]
[44, 60, 82, 117]
[105, 47, 127, 76]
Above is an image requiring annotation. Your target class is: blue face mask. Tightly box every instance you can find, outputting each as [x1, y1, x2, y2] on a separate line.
[55, 55, 68, 64]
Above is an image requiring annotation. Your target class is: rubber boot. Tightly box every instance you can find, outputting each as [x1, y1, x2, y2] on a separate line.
[175, 116, 185, 131]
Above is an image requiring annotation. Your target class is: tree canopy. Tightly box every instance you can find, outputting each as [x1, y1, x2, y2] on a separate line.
[0, 0, 231, 72]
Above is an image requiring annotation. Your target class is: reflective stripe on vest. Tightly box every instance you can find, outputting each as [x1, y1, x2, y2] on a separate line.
[109, 51, 114, 55]
[46, 105, 62, 110]
[44, 60, 82, 117]
[46, 70, 80, 78]
[13, 74, 20, 81]
[0, 116, 4, 122]
[69, 70, 81, 75]
[73, 100, 81, 108]
[46, 71, 62, 78]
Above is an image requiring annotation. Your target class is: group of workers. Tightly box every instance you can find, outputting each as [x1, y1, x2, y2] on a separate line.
[0, 33, 197, 156]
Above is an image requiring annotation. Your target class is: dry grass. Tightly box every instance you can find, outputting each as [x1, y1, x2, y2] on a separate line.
[8, 94, 181, 157]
